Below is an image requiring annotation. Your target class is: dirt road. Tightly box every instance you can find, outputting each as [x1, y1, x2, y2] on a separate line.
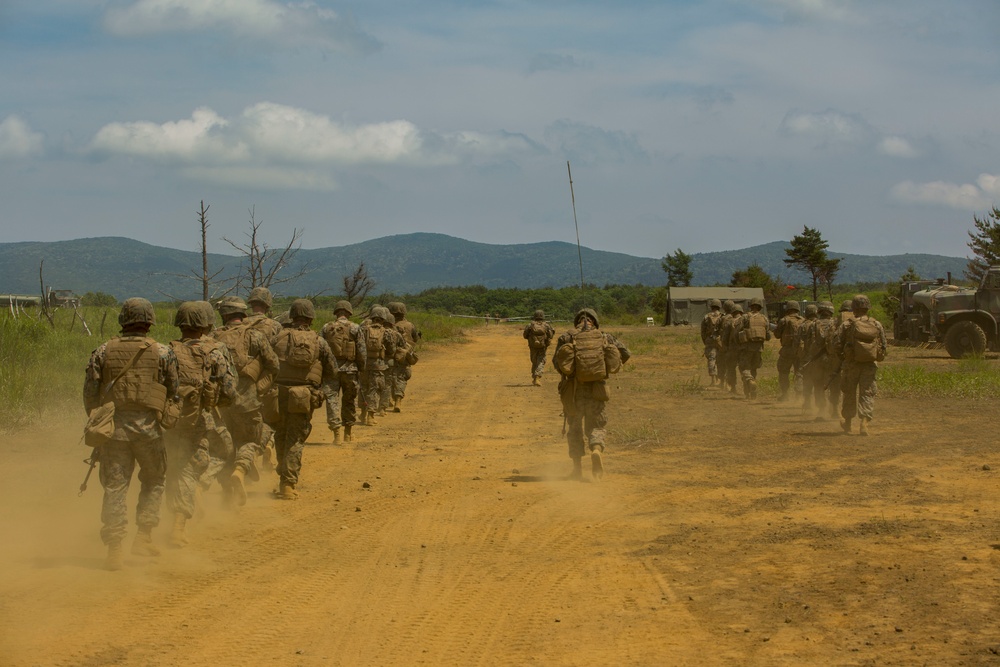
[2, 324, 1000, 666]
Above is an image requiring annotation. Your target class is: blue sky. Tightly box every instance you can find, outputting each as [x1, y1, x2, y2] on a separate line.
[1, 0, 998, 260]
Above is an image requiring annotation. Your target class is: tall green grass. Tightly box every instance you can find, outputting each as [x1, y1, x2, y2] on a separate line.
[879, 361, 1000, 399]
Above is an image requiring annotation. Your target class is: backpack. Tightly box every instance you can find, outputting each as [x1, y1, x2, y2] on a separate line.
[212, 325, 261, 381]
[746, 312, 769, 343]
[324, 320, 356, 361]
[528, 321, 550, 349]
[554, 329, 621, 382]
[779, 315, 802, 347]
[702, 311, 722, 345]
[365, 323, 386, 360]
[849, 318, 883, 363]
[278, 329, 320, 368]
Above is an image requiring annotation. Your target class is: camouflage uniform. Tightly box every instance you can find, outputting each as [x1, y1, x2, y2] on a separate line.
[272, 300, 336, 496]
[734, 298, 771, 399]
[800, 303, 836, 417]
[699, 300, 723, 384]
[827, 300, 856, 419]
[388, 302, 420, 407]
[83, 299, 179, 559]
[359, 307, 398, 423]
[554, 309, 630, 481]
[320, 303, 367, 438]
[522, 309, 555, 385]
[718, 301, 740, 393]
[835, 296, 887, 434]
[774, 301, 804, 400]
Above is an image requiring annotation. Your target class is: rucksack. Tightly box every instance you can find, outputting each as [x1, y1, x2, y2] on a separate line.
[779, 315, 802, 347]
[324, 320, 356, 361]
[528, 321, 549, 349]
[365, 323, 386, 360]
[278, 329, 320, 368]
[702, 311, 723, 344]
[849, 318, 883, 363]
[746, 312, 769, 343]
[554, 329, 621, 382]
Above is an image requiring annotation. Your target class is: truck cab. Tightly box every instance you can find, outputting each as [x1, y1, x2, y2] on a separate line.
[911, 267, 1000, 358]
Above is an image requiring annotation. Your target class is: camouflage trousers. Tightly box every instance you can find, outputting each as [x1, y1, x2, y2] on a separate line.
[198, 416, 235, 493]
[529, 347, 548, 379]
[274, 388, 314, 487]
[776, 347, 802, 396]
[840, 361, 877, 421]
[390, 364, 412, 400]
[561, 380, 609, 461]
[802, 357, 832, 414]
[360, 366, 386, 415]
[221, 407, 264, 476]
[165, 424, 211, 520]
[720, 350, 738, 391]
[703, 344, 718, 378]
[98, 438, 166, 546]
[323, 371, 359, 428]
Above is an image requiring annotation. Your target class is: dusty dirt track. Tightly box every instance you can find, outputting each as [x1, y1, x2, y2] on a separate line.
[3, 323, 1000, 666]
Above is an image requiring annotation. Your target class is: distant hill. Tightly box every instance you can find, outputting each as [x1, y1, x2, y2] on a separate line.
[0, 234, 967, 301]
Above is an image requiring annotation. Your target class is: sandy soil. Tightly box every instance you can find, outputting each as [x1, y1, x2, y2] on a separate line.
[2, 323, 1000, 666]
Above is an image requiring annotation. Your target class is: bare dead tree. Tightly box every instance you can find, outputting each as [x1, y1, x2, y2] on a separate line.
[342, 262, 376, 308]
[156, 200, 230, 301]
[38, 260, 54, 328]
[223, 206, 310, 293]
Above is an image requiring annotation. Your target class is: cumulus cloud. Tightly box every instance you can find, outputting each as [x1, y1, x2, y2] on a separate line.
[877, 135, 919, 158]
[104, 0, 379, 54]
[88, 103, 540, 189]
[544, 120, 647, 165]
[779, 108, 875, 146]
[0, 115, 44, 159]
[891, 173, 1000, 211]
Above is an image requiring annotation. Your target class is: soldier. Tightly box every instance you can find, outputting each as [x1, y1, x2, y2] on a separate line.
[523, 309, 555, 386]
[835, 294, 887, 436]
[320, 300, 366, 444]
[245, 286, 283, 342]
[828, 299, 856, 416]
[734, 296, 771, 400]
[387, 302, 418, 411]
[83, 298, 178, 570]
[700, 299, 724, 386]
[164, 301, 237, 547]
[800, 302, 836, 419]
[774, 301, 804, 401]
[272, 299, 336, 499]
[720, 301, 742, 394]
[211, 296, 280, 506]
[553, 308, 630, 481]
[359, 306, 398, 425]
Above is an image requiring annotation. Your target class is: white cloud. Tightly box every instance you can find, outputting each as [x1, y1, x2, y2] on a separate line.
[779, 109, 874, 145]
[0, 115, 44, 159]
[543, 120, 647, 165]
[104, 0, 379, 53]
[877, 136, 919, 158]
[890, 173, 1000, 211]
[750, 0, 864, 23]
[90, 107, 248, 163]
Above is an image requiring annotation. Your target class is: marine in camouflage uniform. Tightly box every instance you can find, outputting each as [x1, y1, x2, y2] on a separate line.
[718, 300, 739, 394]
[320, 300, 366, 444]
[522, 309, 555, 386]
[835, 295, 887, 436]
[554, 308, 630, 481]
[774, 301, 805, 401]
[359, 306, 398, 425]
[799, 302, 836, 418]
[164, 301, 237, 547]
[699, 299, 724, 386]
[83, 298, 179, 571]
[827, 299, 856, 419]
[244, 286, 283, 471]
[734, 297, 771, 400]
[211, 296, 280, 507]
[272, 299, 337, 499]
[388, 302, 421, 408]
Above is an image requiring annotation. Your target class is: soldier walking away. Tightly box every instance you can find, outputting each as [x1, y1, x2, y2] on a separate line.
[211, 296, 279, 507]
[164, 302, 237, 547]
[359, 306, 398, 425]
[320, 300, 366, 444]
[734, 297, 771, 400]
[272, 299, 336, 499]
[700, 299, 724, 386]
[800, 302, 835, 419]
[523, 309, 555, 386]
[835, 295, 887, 436]
[774, 301, 804, 401]
[244, 286, 282, 472]
[828, 299, 856, 417]
[553, 308, 630, 481]
[387, 302, 420, 411]
[83, 298, 179, 571]
[719, 300, 739, 394]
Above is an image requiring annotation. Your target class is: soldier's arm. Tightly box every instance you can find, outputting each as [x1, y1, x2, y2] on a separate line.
[159, 345, 180, 398]
[523, 325, 530, 340]
[352, 324, 367, 371]
[605, 333, 631, 364]
[253, 330, 281, 378]
[318, 338, 338, 381]
[82, 346, 106, 412]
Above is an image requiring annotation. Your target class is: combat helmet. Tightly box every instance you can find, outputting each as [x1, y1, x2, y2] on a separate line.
[118, 297, 155, 328]
[804, 304, 818, 317]
[248, 286, 273, 308]
[218, 296, 248, 319]
[732, 303, 744, 314]
[174, 300, 215, 330]
[852, 294, 871, 310]
[375, 306, 394, 323]
[722, 299, 734, 314]
[818, 301, 835, 315]
[840, 299, 853, 313]
[749, 297, 764, 310]
[387, 302, 406, 317]
[708, 298, 722, 310]
[288, 299, 316, 321]
[574, 308, 600, 328]
[334, 300, 353, 316]
[533, 309, 545, 320]
[784, 300, 800, 313]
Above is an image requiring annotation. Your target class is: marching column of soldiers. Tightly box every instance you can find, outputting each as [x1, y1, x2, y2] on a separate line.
[83, 290, 421, 570]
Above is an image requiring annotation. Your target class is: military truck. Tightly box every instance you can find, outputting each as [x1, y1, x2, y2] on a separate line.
[892, 279, 939, 343]
[910, 267, 1000, 358]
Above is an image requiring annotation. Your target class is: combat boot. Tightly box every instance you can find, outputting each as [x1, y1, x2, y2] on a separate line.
[169, 513, 188, 547]
[569, 457, 583, 481]
[532, 376, 540, 386]
[261, 443, 275, 473]
[859, 418, 870, 436]
[332, 427, 342, 445]
[343, 425, 353, 442]
[366, 412, 377, 426]
[106, 542, 124, 571]
[591, 448, 604, 481]
[840, 417, 852, 434]
[230, 468, 247, 506]
[131, 527, 161, 557]
[279, 483, 298, 500]
[393, 397, 403, 412]
[360, 409, 369, 425]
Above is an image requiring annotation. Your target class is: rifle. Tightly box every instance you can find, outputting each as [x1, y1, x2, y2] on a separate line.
[824, 358, 843, 390]
[798, 347, 828, 374]
[79, 448, 99, 496]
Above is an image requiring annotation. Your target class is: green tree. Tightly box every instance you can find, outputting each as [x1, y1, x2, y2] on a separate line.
[783, 226, 841, 300]
[661, 248, 693, 287]
[965, 206, 1000, 285]
[731, 263, 784, 301]
[80, 291, 118, 308]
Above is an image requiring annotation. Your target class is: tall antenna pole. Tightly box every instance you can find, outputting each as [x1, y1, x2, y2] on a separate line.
[567, 161, 584, 289]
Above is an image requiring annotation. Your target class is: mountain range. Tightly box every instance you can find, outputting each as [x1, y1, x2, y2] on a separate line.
[0, 233, 968, 301]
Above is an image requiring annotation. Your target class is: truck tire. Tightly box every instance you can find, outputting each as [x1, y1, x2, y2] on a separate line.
[944, 321, 987, 359]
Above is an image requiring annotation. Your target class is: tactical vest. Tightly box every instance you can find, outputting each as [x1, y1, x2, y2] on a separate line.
[394, 319, 418, 346]
[274, 328, 323, 386]
[745, 312, 769, 343]
[324, 319, 356, 362]
[528, 320, 549, 349]
[101, 337, 167, 412]
[779, 314, 803, 347]
[212, 325, 262, 382]
[365, 323, 386, 360]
